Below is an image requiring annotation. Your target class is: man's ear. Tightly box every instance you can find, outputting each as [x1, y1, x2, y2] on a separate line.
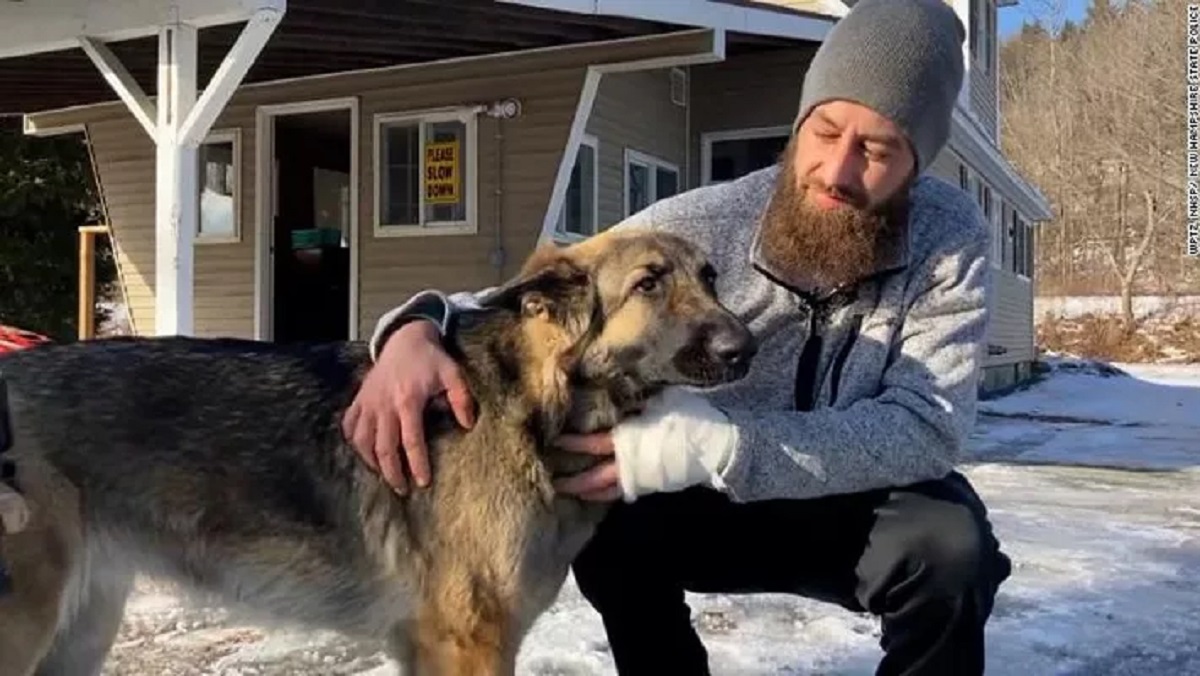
[482, 246, 589, 319]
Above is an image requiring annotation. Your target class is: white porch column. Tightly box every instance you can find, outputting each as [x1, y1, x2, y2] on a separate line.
[74, 7, 282, 337]
[154, 22, 198, 336]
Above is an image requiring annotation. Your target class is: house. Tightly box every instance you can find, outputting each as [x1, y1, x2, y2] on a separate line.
[0, 0, 1050, 394]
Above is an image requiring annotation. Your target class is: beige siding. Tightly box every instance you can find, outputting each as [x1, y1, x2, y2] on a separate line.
[29, 31, 717, 340]
[688, 46, 816, 186]
[355, 64, 585, 335]
[586, 69, 687, 229]
[987, 269, 1034, 364]
[62, 108, 257, 338]
[927, 149, 1034, 366]
[82, 113, 155, 336]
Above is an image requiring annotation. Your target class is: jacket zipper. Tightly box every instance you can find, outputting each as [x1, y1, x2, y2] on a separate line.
[828, 314, 863, 406]
[792, 297, 823, 412]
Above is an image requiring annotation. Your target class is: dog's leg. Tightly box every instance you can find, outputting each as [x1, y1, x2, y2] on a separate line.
[0, 529, 73, 676]
[0, 470, 82, 676]
[413, 618, 515, 676]
[411, 571, 517, 676]
[386, 619, 418, 675]
[34, 562, 133, 676]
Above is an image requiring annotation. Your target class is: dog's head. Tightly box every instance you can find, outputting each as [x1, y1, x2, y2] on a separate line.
[483, 229, 756, 403]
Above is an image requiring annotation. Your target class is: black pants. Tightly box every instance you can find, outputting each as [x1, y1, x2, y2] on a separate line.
[571, 472, 1012, 676]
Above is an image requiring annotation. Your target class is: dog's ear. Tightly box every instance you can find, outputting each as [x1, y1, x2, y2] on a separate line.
[483, 245, 590, 320]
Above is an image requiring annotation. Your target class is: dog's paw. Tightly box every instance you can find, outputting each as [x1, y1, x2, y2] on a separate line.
[0, 484, 30, 534]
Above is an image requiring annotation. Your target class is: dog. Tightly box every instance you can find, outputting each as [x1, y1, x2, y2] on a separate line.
[0, 228, 756, 676]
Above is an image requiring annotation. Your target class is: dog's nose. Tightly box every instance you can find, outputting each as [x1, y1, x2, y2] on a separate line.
[709, 326, 756, 368]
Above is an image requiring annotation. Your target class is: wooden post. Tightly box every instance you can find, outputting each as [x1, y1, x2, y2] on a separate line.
[78, 225, 110, 341]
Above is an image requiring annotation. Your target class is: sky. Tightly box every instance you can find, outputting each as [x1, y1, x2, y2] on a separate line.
[998, 0, 1090, 40]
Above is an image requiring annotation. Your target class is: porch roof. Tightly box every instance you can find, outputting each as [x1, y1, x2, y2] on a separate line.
[0, 0, 811, 115]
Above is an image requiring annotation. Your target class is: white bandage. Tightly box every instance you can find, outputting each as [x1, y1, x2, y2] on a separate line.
[611, 386, 738, 501]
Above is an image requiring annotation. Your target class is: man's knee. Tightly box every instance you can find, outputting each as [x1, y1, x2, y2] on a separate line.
[904, 500, 1006, 596]
[861, 481, 1011, 609]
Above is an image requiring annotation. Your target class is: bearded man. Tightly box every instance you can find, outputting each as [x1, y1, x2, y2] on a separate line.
[341, 0, 1013, 673]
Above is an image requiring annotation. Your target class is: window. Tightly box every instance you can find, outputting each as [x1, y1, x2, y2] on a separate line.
[197, 129, 240, 243]
[1025, 220, 1035, 279]
[984, 186, 1002, 270]
[702, 128, 791, 185]
[972, 0, 995, 73]
[959, 163, 970, 193]
[1012, 211, 1034, 279]
[969, 175, 1000, 270]
[374, 108, 477, 236]
[556, 134, 598, 238]
[984, 0, 995, 73]
[625, 149, 680, 218]
[1010, 208, 1022, 276]
[1003, 204, 1012, 272]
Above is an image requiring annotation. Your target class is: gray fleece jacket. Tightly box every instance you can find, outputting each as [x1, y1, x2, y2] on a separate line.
[370, 165, 992, 503]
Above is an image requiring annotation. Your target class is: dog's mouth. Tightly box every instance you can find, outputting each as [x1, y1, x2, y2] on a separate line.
[670, 321, 757, 388]
[671, 353, 753, 389]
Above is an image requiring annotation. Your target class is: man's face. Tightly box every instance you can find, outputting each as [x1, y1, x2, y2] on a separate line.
[791, 100, 915, 212]
[755, 100, 915, 293]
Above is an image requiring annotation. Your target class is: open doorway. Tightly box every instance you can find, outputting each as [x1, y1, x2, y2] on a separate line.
[256, 99, 358, 343]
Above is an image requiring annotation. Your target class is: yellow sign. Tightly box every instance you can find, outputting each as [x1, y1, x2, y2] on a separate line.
[424, 141, 460, 204]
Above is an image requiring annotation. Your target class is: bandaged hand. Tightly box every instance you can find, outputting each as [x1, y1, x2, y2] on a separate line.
[611, 386, 738, 502]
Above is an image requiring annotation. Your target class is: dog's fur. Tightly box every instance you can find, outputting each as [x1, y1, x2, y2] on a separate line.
[0, 229, 755, 676]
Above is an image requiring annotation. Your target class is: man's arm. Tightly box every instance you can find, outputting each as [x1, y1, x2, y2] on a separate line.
[713, 225, 991, 502]
[367, 288, 491, 361]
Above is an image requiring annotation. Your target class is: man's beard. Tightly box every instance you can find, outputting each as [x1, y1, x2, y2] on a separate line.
[756, 151, 910, 295]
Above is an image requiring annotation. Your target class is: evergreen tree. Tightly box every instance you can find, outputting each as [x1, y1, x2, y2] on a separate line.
[0, 121, 112, 341]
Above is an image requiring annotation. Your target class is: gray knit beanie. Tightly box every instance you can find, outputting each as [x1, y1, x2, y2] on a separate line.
[794, 0, 966, 173]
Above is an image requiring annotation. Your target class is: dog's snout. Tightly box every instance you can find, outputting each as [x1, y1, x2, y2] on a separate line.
[708, 323, 756, 368]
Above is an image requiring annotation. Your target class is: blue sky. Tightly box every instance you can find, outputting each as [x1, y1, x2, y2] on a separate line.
[998, 0, 1090, 39]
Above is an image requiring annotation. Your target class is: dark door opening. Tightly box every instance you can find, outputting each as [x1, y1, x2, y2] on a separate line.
[270, 109, 352, 343]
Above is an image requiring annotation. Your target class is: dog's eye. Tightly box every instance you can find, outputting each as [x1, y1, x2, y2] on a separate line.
[634, 275, 659, 294]
[700, 265, 718, 292]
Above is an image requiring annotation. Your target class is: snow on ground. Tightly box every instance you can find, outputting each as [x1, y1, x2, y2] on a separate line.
[1034, 295, 1200, 322]
[100, 361, 1200, 675]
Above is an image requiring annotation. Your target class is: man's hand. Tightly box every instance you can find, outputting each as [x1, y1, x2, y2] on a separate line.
[341, 320, 475, 494]
[553, 387, 739, 502]
[553, 432, 623, 502]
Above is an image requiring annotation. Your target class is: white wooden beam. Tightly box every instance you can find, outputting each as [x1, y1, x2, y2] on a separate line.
[179, 8, 283, 148]
[76, 36, 158, 142]
[0, 0, 286, 59]
[538, 29, 727, 245]
[154, 22, 199, 336]
[498, 0, 833, 43]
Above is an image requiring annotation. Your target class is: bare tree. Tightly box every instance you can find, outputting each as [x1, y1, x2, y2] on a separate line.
[1000, 0, 1190, 313]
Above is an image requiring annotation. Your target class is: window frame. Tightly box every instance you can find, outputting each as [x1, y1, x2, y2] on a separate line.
[372, 107, 479, 238]
[195, 128, 242, 245]
[555, 133, 600, 242]
[623, 148, 680, 219]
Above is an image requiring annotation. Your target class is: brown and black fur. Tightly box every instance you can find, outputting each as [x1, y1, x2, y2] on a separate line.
[0, 229, 755, 676]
